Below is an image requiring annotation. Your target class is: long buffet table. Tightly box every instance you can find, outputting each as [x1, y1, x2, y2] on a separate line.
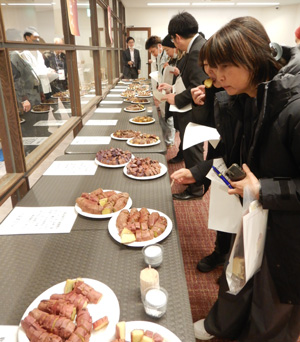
[0, 83, 196, 341]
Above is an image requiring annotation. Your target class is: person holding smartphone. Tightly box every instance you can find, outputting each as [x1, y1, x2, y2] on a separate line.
[191, 16, 300, 342]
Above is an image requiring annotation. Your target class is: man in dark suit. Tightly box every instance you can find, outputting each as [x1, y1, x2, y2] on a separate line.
[123, 36, 141, 79]
[162, 12, 210, 200]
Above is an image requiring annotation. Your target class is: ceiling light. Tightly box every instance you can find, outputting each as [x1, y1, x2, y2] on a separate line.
[7, 2, 55, 5]
[147, 3, 190, 6]
[192, 2, 234, 5]
[236, 2, 280, 5]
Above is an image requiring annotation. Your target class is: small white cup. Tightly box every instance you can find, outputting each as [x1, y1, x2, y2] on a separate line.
[143, 286, 168, 318]
[142, 244, 164, 267]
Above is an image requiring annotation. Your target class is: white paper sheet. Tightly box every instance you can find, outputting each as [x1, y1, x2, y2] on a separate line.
[81, 100, 89, 104]
[71, 136, 111, 145]
[94, 108, 122, 113]
[100, 101, 123, 105]
[34, 120, 67, 127]
[115, 86, 128, 89]
[0, 207, 77, 235]
[85, 120, 117, 126]
[169, 103, 192, 113]
[207, 159, 243, 234]
[149, 70, 159, 83]
[163, 65, 175, 85]
[0, 325, 18, 342]
[88, 89, 95, 93]
[110, 89, 123, 92]
[44, 160, 97, 176]
[55, 108, 72, 114]
[22, 137, 47, 145]
[107, 94, 122, 98]
[153, 89, 166, 102]
[183, 122, 220, 150]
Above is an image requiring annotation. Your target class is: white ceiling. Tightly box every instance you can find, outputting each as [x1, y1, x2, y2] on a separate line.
[122, 0, 300, 8]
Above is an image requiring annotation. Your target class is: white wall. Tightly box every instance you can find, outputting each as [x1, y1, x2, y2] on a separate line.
[125, 4, 300, 46]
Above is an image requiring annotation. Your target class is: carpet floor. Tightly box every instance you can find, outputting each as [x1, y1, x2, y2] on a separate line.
[166, 132, 300, 342]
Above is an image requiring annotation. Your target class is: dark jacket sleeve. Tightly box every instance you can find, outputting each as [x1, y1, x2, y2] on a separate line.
[122, 49, 129, 67]
[136, 49, 141, 70]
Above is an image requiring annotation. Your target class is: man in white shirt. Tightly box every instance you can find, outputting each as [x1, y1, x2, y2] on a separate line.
[122, 36, 141, 79]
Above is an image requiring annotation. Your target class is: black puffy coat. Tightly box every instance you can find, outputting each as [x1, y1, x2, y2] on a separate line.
[213, 46, 300, 304]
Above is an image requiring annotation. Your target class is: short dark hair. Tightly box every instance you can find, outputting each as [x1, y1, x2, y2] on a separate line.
[199, 16, 282, 87]
[168, 12, 198, 39]
[145, 35, 161, 50]
[126, 36, 135, 43]
[23, 32, 33, 40]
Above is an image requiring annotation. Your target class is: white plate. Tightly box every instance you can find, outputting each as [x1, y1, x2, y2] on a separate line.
[126, 139, 161, 147]
[123, 98, 133, 103]
[75, 190, 132, 219]
[125, 321, 181, 341]
[124, 108, 146, 113]
[129, 118, 155, 125]
[94, 154, 134, 168]
[123, 162, 167, 180]
[110, 132, 140, 141]
[18, 278, 120, 342]
[51, 95, 69, 99]
[31, 110, 50, 114]
[136, 94, 153, 98]
[108, 208, 172, 247]
[120, 94, 136, 98]
[131, 99, 150, 104]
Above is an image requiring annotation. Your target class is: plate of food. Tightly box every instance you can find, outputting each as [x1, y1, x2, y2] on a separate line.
[136, 91, 153, 98]
[18, 278, 120, 342]
[52, 91, 69, 98]
[124, 104, 145, 113]
[120, 91, 136, 98]
[95, 148, 133, 168]
[60, 97, 70, 103]
[129, 116, 155, 125]
[31, 104, 50, 113]
[123, 157, 167, 180]
[75, 188, 132, 219]
[123, 97, 134, 103]
[111, 130, 141, 141]
[126, 134, 160, 147]
[108, 208, 172, 247]
[130, 98, 150, 104]
[40, 98, 58, 105]
[114, 321, 181, 342]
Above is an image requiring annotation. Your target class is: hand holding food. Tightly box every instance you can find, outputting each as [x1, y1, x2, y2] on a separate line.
[191, 85, 206, 106]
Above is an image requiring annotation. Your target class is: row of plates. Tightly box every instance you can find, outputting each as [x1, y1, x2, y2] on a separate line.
[18, 278, 181, 342]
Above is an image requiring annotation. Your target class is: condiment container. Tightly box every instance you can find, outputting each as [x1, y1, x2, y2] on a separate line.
[142, 244, 163, 267]
[143, 286, 168, 318]
[140, 266, 159, 299]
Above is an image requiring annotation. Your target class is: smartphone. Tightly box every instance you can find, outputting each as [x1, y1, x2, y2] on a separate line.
[225, 163, 246, 181]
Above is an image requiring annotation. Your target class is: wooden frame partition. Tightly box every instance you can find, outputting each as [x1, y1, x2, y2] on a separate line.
[0, 0, 126, 213]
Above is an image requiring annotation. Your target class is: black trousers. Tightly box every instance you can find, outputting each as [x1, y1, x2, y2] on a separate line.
[123, 66, 138, 79]
[204, 256, 300, 342]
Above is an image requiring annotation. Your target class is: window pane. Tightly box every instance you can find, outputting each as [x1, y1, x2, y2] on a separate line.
[75, 2, 92, 46]
[2, 1, 63, 44]
[97, 5, 106, 47]
[100, 51, 108, 91]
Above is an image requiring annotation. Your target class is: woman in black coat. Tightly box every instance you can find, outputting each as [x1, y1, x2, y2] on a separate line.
[193, 16, 300, 342]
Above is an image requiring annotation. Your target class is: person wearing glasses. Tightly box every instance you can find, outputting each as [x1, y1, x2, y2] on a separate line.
[122, 36, 141, 80]
[193, 16, 300, 342]
[159, 12, 210, 200]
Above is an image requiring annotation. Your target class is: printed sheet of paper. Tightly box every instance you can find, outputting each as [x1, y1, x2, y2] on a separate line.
[110, 89, 123, 92]
[115, 85, 128, 89]
[149, 71, 159, 83]
[169, 103, 192, 113]
[153, 89, 166, 102]
[55, 108, 72, 114]
[100, 100, 123, 105]
[168, 76, 192, 112]
[107, 94, 122, 98]
[207, 158, 243, 234]
[0, 325, 18, 342]
[94, 108, 122, 113]
[85, 120, 117, 126]
[71, 136, 111, 145]
[183, 122, 220, 150]
[22, 137, 47, 145]
[0, 207, 77, 235]
[34, 120, 67, 127]
[43, 160, 97, 176]
[163, 65, 175, 85]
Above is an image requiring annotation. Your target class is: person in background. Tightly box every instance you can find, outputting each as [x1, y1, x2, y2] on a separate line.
[145, 35, 167, 80]
[192, 16, 300, 342]
[159, 12, 209, 200]
[21, 28, 56, 99]
[295, 26, 300, 44]
[6, 28, 43, 121]
[43, 37, 68, 93]
[122, 36, 141, 80]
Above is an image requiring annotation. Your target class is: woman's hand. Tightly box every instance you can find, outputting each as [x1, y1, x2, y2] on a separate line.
[228, 164, 260, 199]
[170, 168, 196, 184]
[191, 85, 206, 106]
